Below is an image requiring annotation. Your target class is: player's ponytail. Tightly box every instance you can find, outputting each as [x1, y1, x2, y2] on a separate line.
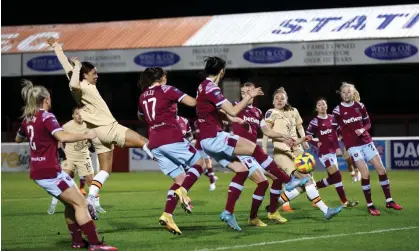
[273, 87, 293, 111]
[354, 90, 361, 102]
[21, 80, 50, 119]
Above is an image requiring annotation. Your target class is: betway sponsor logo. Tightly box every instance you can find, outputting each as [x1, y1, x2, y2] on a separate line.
[243, 116, 259, 124]
[343, 116, 362, 124]
[151, 122, 166, 130]
[320, 128, 332, 135]
[31, 157, 46, 162]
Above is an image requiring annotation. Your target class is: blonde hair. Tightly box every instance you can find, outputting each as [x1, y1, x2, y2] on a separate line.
[339, 82, 360, 102]
[273, 87, 293, 111]
[21, 80, 50, 119]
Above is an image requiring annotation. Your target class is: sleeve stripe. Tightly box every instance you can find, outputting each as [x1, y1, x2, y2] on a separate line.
[42, 114, 55, 122]
[178, 94, 187, 102]
[206, 87, 220, 94]
[216, 99, 227, 107]
[51, 128, 63, 135]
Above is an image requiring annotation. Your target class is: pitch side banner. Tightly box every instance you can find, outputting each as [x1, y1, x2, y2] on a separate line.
[1, 143, 30, 172]
[13, 37, 419, 76]
[390, 140, 419, 170]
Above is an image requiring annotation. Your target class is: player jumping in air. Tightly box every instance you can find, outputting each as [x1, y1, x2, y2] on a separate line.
[175, 105, 219, 191]
[196, 57, 309, 231]
[49, 39, 151, 220]
[15, 80, 117, 251]
[333, 82, 402, 216]
[48, 107, 105, 214]
[306, 98, 359, 208]
[138, 67, 207, 235]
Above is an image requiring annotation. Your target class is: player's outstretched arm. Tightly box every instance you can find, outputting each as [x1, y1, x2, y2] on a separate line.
[220, 87, 263, 117]
[69, 58, 82, 89]
[218, 109, 245, 124]
[47, 37, 74, 78]
[180, 95, 197, 107]
[53, 130, 97, 143]
[260, 121, 293, 141]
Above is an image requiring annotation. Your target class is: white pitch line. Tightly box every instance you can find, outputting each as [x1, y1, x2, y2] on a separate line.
[193, 226, 419, 251]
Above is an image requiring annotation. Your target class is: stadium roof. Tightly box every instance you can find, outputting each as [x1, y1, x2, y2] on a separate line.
[2, 4, 418, 53]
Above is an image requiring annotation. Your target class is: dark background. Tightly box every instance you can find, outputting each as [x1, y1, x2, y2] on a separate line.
[2, 0, 416, 26]
[2, 0, 419, 140]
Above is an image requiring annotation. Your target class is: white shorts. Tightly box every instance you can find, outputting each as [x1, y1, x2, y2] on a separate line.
[348, 142, 379, 162]
[319, 153, 338, 168]
[238, 155, 263, 177]
[34, 171, 75, 198]
[201, 131, 239, 167]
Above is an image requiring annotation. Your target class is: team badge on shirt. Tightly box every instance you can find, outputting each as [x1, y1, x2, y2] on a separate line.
[265, 110, 272, 119]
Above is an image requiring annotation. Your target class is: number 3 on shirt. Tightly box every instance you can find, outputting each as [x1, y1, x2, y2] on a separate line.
[142, 97, 157, 121]
[27, 125, 36, 150]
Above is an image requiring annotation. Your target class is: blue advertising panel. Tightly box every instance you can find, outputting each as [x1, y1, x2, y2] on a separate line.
[390, 140, 419, 170]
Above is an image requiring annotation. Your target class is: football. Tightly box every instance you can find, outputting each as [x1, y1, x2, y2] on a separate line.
[294, 152, 316, 174]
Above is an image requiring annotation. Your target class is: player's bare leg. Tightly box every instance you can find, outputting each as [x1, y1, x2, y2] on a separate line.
[369, 155, 402, 211]
[60, 185, 117, 250]
[248, 169, 270, 227]
[87, 151, 113, 220]
[48, 169, 74, 215]
[79, 176, 87, 195]
[315, 164, 359, 208]
[220, 161, 249, 232]
[122, 128, 148, 148]
[346, 154, 360, 183]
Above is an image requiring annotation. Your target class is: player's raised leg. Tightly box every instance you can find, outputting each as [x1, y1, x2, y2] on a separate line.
[89, 127, 148, 202]
[87, 149, 112, 219]
[233, 136, 308, 192]
[315, 161, 359, 208]
[291, 171, 343, 220]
